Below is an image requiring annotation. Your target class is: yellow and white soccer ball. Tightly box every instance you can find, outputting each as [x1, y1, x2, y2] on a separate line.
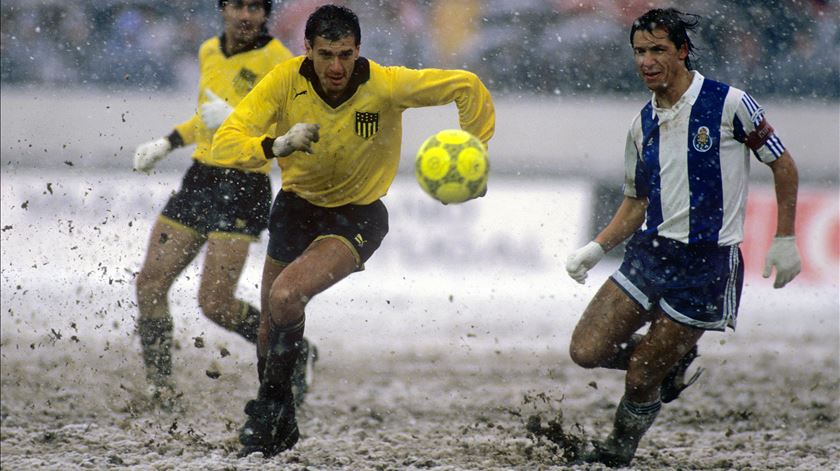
[414, 129, 488, 204]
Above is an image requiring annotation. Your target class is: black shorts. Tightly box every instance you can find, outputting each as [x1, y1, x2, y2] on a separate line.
[160, 161, 271, 239]
[267, 191, 389, 269]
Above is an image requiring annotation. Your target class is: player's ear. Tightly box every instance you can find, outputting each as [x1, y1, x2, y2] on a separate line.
[304, 40, 313, 60]
[677, 42, 689, 61]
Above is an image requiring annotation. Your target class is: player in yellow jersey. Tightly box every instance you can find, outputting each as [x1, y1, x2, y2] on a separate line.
[131, 0, 316, 411]
[211, 4, 495, 457]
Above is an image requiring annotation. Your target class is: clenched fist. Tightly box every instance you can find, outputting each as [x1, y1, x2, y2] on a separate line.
[272, 123, 320, 157]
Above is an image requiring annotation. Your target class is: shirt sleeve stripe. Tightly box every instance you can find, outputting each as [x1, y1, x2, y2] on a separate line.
[742, 93, 760, 115]
[766, 135, 785, 156]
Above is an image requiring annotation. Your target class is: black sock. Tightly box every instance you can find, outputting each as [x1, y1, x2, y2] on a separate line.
[258, 317, 305, 402]
[605, 396, 661, 458]
[234, 302, 260, 343]
[257, 353, 266, 384]
[136, 316, 174, 383]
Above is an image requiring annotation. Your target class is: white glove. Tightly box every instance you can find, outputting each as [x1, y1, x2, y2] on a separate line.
[133, 137, 171, 174]
[200, 89, 233, 131]
[272, 123, 320, 157]
[762, 235, 801, 288]
[566, 241, 605, 284]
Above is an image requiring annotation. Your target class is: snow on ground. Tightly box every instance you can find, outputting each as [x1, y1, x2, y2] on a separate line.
[1, 169, 838, 470]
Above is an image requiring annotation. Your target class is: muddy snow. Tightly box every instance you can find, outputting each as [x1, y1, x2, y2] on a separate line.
[2, 170, 837, 470]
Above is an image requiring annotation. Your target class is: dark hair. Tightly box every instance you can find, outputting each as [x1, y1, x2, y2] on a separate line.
[631, 8, 699, 69]
[218, 0, 273, 16]
[305, 4, 361, 46]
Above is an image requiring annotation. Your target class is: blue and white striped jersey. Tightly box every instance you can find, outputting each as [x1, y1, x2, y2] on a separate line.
[623, 71, 785, 246]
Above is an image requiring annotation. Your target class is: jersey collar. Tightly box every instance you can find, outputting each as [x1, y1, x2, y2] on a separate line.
[299, 57, 371, 109]
[651, 71, 705, 122]
[218, 33, 272, 58]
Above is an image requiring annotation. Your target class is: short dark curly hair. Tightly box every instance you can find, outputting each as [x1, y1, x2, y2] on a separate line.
[218, 0, 273, 16]
[631, 8, 700, 70]
[305, 4, 361, 46]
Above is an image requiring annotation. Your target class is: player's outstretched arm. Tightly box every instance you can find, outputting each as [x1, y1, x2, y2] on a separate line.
[762, 150, 801, 288]
[391, 67, 495, 146]
[133, 137, 172, 174]
[566, 196, 646, 284]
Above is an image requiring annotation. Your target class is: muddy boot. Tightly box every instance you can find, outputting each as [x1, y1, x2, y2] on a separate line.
[584, 396, 661, 467]
[661, 345, 703, 403]
[238, 395, 299, 458]
[238, 318, 304, 458]
[148, 380, 183, 413]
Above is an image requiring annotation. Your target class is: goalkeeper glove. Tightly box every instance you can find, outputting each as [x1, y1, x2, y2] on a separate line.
[200, 89, 233, 131]
[133, 137, 172, 174]
[272, 123, 320, 157]
[762, 235, 801, 288]
[566, 241, 605, 284]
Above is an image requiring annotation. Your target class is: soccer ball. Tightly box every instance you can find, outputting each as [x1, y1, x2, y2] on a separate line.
[414, 129, 488, 204]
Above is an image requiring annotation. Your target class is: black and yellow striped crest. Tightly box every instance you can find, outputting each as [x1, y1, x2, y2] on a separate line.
[355, 111, 379, 139]
[233, 67, 257, 96]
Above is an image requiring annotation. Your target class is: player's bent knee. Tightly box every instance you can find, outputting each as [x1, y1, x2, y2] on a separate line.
[569, 343, 603, 369]
[136, 259, 185, 293]
[268, 288, 308, 325]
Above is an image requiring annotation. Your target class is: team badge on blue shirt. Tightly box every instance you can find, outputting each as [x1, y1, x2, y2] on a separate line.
[693, 126, 713, 152]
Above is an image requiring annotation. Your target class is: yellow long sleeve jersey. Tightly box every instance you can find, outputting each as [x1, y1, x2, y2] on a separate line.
[172, 35, 293, 174]
[211, 56, 495, 206]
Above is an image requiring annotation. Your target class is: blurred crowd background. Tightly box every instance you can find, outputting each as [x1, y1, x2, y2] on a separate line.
[1, 0, 837, 98]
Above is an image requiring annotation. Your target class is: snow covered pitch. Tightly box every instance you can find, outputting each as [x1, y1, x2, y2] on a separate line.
[2, 170, 837, 470]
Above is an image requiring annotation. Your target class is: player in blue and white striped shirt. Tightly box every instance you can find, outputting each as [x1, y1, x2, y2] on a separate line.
[564, 8, 801, 467]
